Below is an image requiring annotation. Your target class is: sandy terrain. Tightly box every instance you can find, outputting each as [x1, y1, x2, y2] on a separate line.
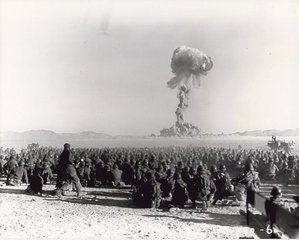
[0, 183, 258, 239]
[1, 180, 298, 239]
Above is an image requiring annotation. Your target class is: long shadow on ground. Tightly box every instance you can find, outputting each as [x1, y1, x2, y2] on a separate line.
[143, 212, 245, 227]
[0, 188, 54, 196]
[87, 190, 132, 199]
[46, 195, 135, 208]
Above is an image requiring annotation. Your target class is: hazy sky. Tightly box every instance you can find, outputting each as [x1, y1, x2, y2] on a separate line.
[1, 0, 298, 135]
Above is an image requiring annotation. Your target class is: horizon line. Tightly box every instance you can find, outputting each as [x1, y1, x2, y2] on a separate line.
[1, 128, 299, 136]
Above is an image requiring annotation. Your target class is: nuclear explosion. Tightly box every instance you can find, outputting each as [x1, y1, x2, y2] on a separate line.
[160, 46, 213, 137]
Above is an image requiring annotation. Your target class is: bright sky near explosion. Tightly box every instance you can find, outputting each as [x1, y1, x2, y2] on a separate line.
[0, 0, 298, 135]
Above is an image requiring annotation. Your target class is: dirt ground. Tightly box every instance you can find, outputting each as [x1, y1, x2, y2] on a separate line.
[0, 180, 298, 239]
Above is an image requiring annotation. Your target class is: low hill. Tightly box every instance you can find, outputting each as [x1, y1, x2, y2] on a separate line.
[0, 130, 112, 141]
[231, 128, 299, 136]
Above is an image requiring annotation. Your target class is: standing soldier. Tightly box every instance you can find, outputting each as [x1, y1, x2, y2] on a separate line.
[54, 143, 83, 197]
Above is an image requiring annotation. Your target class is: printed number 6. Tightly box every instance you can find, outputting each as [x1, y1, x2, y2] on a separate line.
[266, 225, 273, 235]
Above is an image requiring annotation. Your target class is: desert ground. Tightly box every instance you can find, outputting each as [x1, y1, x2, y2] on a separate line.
[1, 177, 298, 239]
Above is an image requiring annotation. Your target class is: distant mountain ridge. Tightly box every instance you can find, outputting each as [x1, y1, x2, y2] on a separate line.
[230, 128, 299, 136]
[1, 128, 299, 141]
[0, 130, 112, 140]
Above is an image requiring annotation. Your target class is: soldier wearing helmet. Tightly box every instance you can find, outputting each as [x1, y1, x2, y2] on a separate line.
[291, 196, 299, 216]
[188, 165, 216, 210]
[212, 164, 235, 205]
[264, 158, 279, 180]
[270, 186, 282, 201]
[265, 186, 285, 237]
[231, 163, 261, 202]
[54, 143, 83, 197]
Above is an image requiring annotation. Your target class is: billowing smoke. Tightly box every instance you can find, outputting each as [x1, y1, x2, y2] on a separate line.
[160, 46, 213, 137]
[167, 46, 213, 89]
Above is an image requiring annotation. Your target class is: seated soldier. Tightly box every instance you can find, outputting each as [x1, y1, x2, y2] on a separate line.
[277, 162, 291, 186]
[83, 156, 92, 187]
[189, 165, 216, 210]
[132, 164, 143, 195]
[111, 163, 124, 187]
[6, 160, 28, 186]
[26, 168, 44, 195]
[133, 171, 160, 208]
[4, 156, 18, 179]
[171, 172, 188, 208]
[160, 168, 175, 200]
[25, 155, 36, 179]
[291, 196, 299, 216]
[181, 165, 191, 185]
[231, 163, 261, 202]
[41, 159, 53, 184]
[121, 158, 134, 186]
[264, 158, 279, 180]
[0, 155, 6, 175]
[212, 164, 235, 205]
[95, 160, 106, 185]
[155, 164, 166, 183]
[77, 159, 87, 186]
[104, 162, 115, 186]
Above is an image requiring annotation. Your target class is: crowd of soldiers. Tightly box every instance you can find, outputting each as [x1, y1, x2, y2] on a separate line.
[1, 143, 299, 210]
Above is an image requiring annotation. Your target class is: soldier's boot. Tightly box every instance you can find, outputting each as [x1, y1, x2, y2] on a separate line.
[77, 191, 85, 197]
[54, 189, 63, 197]
[202, 201, 208, 211]
[191, 202, 198, 209]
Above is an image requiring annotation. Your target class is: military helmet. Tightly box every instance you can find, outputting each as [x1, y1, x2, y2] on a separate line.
[288, 155, 295, 161]
[166, 168, 175, 178]
[18, 160, 24, 167]
[219, 164, 226, 171]
[197, 165, 204, 173]
[174, 172, 182, 180]
[210, 165, 217, 173]
[245, 163, 254, 172]
[145, 171, 154, 180]
[64, 143, 71, 149]
[270, 186, 282, 197]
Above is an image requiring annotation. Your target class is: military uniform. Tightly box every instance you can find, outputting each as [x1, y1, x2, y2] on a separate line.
[171, 173, 188, 207]
[55, 144, 83, 197]
[7, 161, 28, 185]
[212, 166, 234, 204]
[111, 164, 124, 186]
[160, 169, 175, 199]
[133, 172, 161, 208]
[231, 163, 261, 201]
[189, 165, 216, 209]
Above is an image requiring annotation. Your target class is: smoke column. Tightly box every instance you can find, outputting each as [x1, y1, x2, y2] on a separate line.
[160, 46, 213, 137]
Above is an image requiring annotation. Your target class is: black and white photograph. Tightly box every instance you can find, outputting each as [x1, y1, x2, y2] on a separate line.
[0, 0, 299, 239]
